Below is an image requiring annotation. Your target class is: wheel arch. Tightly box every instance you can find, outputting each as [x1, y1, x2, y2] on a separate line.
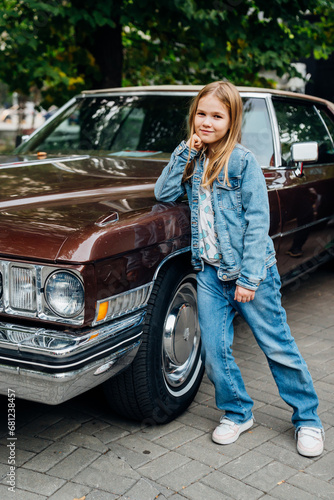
[152, 246, 192, 282]
[102, 246, 204, 423]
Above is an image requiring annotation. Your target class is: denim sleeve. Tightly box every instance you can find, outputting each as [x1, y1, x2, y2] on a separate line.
[236, 151, 270, 291]
[154, 141, 200, 202]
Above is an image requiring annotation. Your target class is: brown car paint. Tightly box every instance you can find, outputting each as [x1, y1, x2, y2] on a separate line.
[0, 87, 333, 330]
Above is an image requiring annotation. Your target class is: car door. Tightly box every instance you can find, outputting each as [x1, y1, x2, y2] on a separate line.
[271, 96, 334, 281]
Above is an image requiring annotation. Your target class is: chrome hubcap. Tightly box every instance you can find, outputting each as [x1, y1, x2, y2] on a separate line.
[162, 275, 200, 389]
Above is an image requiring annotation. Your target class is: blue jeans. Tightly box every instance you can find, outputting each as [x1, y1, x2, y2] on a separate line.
[197, 262, 322, 430]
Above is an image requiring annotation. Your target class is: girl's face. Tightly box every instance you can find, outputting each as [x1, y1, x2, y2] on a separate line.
[194, 94, 231, 152]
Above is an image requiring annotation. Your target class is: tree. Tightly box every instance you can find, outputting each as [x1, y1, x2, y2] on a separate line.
[0, 0, 333, 107]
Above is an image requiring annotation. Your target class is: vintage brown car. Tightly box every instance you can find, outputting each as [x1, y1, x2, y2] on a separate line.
[0, 86, 333, 423]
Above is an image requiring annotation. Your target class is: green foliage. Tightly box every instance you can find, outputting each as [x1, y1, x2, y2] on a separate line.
[0, 0, 113, 105]
[0, 0, 333, 106]
[125, 0, 333, 87]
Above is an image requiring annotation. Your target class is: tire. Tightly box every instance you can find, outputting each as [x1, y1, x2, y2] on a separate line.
[103, 260, 204, 424]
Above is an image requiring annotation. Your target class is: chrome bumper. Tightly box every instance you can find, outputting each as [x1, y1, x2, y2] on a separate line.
[0, 312, 144, 404]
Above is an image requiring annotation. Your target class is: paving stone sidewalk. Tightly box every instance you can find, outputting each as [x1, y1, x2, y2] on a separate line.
[0, 266, 333, 500]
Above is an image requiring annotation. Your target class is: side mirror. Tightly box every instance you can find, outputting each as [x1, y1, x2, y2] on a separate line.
[291, 142, 318, 163]
[291, 142, 318, 178]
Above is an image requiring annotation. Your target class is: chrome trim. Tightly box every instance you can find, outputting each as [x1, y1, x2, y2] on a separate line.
[153, 247, 191, 281]
[80, 90, 285, 102]
[0, 155, 90, 169]
[0, 310, 145, 359]
[0, 341, 141, 405]
[93, 283, 153, 326]
[281, 250, 333, 288]
[261, 165, 290, 171]
[14, 97, 77, 148]
[161, 274, 201, 393]
[260, 163, 331, 171]
[240, 92, 272, 99]
[274, 215, 334, 239]
[266, 95, 282, 168]
[81, 90, 274, 102]
[81, 91, 199, 98]
[80, 85, 203, 94]
[0, 331, 142, 370]
[315, 106, 334, 149]
[95, 212, 119, 227]
[79, 86, 333, 104]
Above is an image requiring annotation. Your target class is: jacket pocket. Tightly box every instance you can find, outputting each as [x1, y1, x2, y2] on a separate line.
[216, 177, 241, 210]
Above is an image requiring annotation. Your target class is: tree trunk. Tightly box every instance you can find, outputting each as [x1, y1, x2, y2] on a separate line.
[90, 21, 123, 89]
[304, 53, 334, 103]
[74, 0, 124, 90]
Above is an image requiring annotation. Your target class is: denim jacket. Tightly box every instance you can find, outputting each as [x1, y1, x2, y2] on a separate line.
[154, 141, 276, 290]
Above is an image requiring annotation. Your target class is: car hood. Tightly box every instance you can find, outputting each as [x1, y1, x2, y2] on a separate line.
[0, 154, 170, 262]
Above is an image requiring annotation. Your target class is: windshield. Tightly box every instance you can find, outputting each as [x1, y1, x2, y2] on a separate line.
[16, 93, 275, 166]
[16, 94, 192, 156]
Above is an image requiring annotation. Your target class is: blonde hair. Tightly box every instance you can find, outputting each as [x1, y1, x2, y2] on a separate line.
[182, 81, 242, 187]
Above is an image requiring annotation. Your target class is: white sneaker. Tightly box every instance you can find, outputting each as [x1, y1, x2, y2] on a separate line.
[212, 417, 254, 445]
[296, 427, 324, 457]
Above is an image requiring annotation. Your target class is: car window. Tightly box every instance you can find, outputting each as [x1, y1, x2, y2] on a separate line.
[241, 97, 275, 167]
[272, 98, 334, 166]
[318, 107, 334, 144]
[17, 95, 191, 155]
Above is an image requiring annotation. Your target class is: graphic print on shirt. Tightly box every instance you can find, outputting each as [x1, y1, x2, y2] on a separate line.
[198, 186, 222, 264]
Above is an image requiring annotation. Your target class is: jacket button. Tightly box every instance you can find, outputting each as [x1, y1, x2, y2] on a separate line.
[223, 274, 227, 280]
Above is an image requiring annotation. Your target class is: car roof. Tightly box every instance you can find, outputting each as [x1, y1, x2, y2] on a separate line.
[80, 85, 334, 109]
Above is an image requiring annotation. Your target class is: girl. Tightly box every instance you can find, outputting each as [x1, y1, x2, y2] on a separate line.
[154, 81, 324, 457]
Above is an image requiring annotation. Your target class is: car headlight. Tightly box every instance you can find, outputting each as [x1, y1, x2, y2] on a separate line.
[45, 271, 84, 318]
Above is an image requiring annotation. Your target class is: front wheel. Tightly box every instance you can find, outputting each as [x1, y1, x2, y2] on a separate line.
[103, 260, 204, 424]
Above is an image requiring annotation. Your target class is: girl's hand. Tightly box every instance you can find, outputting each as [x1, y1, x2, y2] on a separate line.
[234, 285, 255, 303]
[186, 134, 204, 151]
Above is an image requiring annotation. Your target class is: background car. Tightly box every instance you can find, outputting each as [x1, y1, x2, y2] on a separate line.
[0, 86, 333, 424]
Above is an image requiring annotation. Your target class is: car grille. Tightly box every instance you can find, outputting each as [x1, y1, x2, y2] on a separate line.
[9, 266, 37, 312]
